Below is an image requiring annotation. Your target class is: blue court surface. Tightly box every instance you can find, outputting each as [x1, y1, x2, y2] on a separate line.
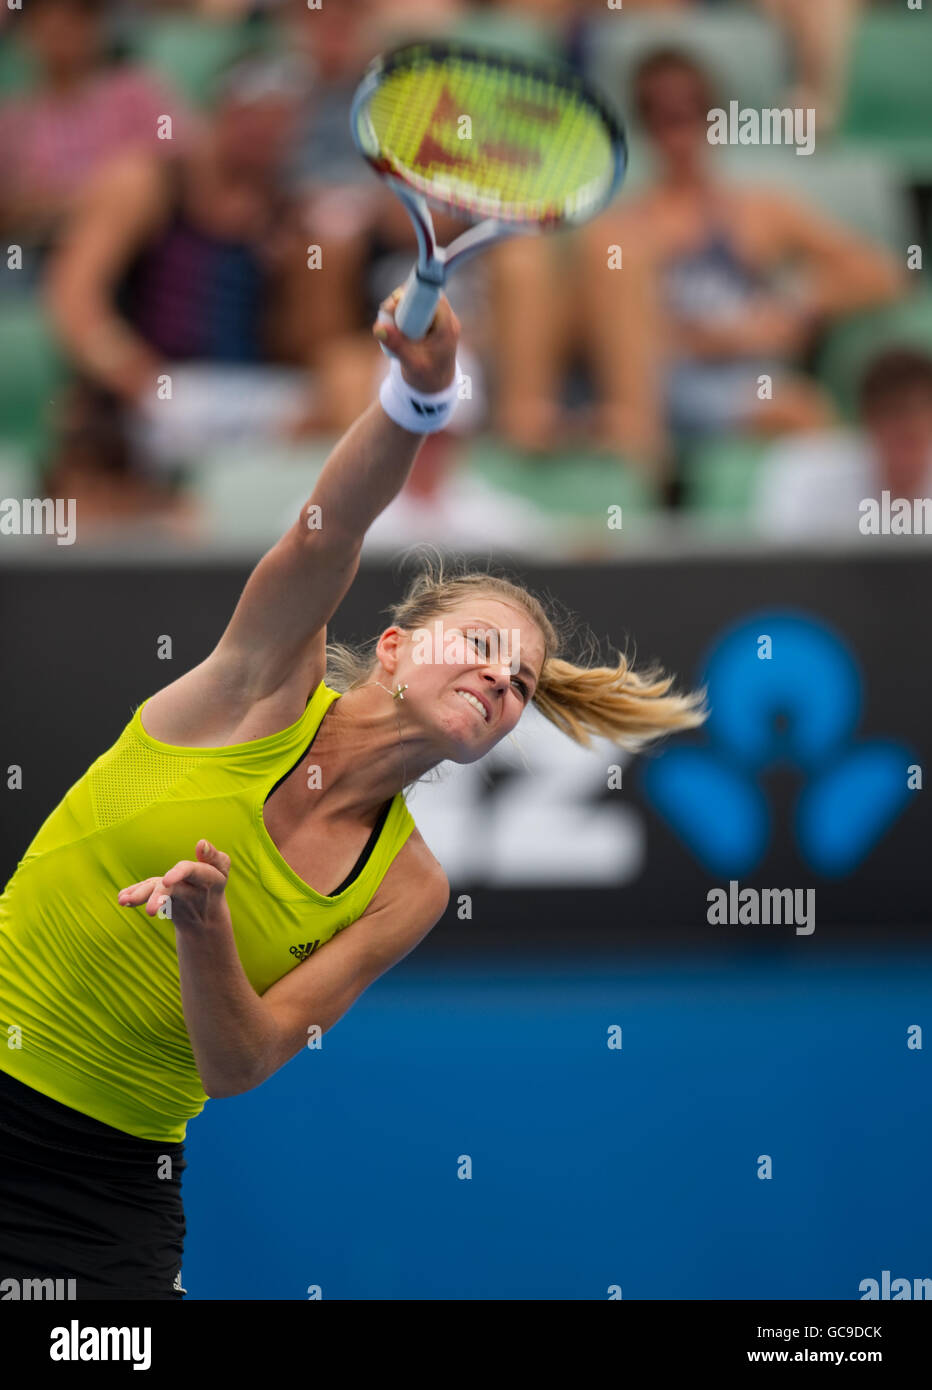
[184, 950, 931, 1300]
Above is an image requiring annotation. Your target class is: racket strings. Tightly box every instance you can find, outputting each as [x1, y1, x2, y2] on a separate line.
[364, 56, 616, 222]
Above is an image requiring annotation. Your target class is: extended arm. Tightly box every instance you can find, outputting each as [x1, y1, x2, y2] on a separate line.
[117, 838, 449, 1097]
[139, 291, 461, 747]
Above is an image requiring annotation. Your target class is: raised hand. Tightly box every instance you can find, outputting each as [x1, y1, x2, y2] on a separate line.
[117, 840, 232, 931]
[373, 286, 460, 394]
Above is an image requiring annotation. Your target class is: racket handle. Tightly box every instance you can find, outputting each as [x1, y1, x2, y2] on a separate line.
[394, 267, 443, 341]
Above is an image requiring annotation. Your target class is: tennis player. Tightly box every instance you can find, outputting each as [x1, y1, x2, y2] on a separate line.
[0, 290, 705, 1300]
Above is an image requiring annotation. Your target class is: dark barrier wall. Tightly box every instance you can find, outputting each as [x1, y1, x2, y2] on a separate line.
[2, 552, 930, 946]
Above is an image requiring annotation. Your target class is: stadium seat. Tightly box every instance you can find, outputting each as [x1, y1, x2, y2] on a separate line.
[185, 441, 332, 543]
[0, 445, 38, 500]
[464, 440, 657, 519]
[124, 17, 257, 108]
[187, 437, 656, 546]
[840, 12, 932, 177]
[449, 12, 563, 62]
[817, 291, 932, 419]
[0, 298, 65, 468]
[0, 35, 36, 99]
[681, 435, 768, 520]
[584, 6, 787, 123]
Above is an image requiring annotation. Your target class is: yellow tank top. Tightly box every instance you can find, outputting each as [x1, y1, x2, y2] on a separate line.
[0, 679, 415, 1142]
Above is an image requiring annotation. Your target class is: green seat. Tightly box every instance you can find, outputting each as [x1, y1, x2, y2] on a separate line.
[464, 438, 657, 519]
[682, 435, 768, 519]
[125, 17, 257, 108]
[584, 7, 786, 125]
[0, 298, 66, 466]
[840, 13, 932, 176]
[0, 35, 37, 99]
[186, 440, 332, 543]
[817, 292, 932, 419]
[0, 444, 39, 499]
[448, 13, 563, 63]
[187, 437, 657, 549]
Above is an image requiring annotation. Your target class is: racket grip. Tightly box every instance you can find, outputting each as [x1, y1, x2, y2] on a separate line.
[394, 268, 443, 341]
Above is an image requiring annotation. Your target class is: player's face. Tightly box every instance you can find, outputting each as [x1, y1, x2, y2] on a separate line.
[388, 599, 546, 765]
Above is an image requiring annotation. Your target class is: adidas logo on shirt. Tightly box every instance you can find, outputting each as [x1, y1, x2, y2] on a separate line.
[289, 941, 321, 963]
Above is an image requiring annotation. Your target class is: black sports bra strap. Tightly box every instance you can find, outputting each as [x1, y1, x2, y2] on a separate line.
[328, 798, 393, 897]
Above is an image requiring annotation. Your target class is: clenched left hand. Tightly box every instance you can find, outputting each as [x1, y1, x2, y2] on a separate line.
[117, 840, 232, 931]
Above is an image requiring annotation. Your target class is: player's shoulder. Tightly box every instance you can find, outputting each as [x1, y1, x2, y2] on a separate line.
[381, 822, 450, 922]
[402, 825, 451, 912]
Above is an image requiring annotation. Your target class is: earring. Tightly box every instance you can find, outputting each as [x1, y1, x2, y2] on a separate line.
[393, 683, 408, 701]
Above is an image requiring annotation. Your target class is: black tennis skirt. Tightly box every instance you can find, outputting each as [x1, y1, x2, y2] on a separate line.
[0, 1067, 187, 1300]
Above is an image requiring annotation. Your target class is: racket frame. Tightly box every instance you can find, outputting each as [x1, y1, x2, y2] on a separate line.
[350, 40, 627, 341]
[383, 180, 530, 338]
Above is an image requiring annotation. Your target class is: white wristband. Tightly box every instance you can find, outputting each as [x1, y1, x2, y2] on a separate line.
[379, 355, 462, 434]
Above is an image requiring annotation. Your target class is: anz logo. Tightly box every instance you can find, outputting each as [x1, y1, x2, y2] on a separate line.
[407, 706, 645, 885]
[642, 611, 919, 878]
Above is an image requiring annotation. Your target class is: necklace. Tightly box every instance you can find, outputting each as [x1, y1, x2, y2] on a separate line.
[366, 681, 410, 800]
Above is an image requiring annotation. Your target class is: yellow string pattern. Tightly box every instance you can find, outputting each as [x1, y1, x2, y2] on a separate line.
[363, 50, 616, 224]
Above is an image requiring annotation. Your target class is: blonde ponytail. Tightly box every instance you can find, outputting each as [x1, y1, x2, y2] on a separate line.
[533, 653, 707, 751]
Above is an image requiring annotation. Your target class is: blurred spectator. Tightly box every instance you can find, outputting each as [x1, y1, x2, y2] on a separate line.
[40, 51, 317, 529]
[39, 378, 196, 535]
[0, 0, 192, 260]
[282, 0, 382, 193]
[130, 1, 281, 13]
[491, 46, 903, 476]
[753, 347, 932, 539]
[273, 0, 388, 383]
[576, 0, 862, 132]
[754, 0, 862, 134]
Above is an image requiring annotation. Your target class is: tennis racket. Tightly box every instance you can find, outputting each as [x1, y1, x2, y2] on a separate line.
[350, 40, 627, 343]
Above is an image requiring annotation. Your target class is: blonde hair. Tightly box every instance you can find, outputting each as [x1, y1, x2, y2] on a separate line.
[326, 553, 707, 751]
